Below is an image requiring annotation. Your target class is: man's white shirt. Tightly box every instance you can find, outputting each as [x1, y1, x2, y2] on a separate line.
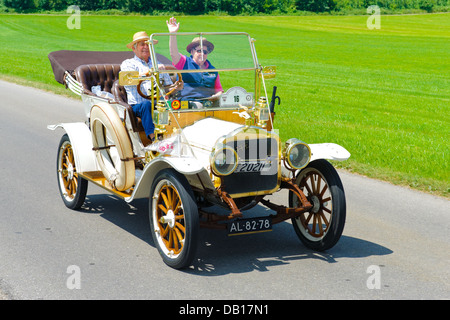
[120, 55, 172, 105]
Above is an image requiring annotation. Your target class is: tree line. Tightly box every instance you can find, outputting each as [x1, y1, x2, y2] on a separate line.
[2, 0, 449, 14]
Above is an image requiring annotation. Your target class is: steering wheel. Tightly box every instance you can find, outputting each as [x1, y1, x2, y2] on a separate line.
[136, 79, 153, 100]
[163, 65, 183, 97]
[136, 65, 183, 100]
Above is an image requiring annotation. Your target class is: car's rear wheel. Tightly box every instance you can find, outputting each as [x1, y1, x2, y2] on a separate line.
[289, 159, 346, 251]
[56, 134, 88, 210]
[149, 169, 199, 269]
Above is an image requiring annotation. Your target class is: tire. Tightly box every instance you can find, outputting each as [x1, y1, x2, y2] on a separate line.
[90, 102, 135, 191]
[289, 159, 346, 251]
[149, 169, 199, 269]
[56, 134, 88, 210]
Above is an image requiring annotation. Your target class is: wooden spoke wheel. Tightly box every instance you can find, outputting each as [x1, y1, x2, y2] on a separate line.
[289, 159, 346, 251]
[56, 134, 87, 210]
[149, 169, 198, 269]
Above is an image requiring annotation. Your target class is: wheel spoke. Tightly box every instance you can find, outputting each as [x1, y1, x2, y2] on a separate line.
[171, 188, 179, 209]
[173, 197, 181, 213]
[161, 224, 169, 237]
[68, 180, 75, 197]
[63, 177, 70, 188]
[317, 175, 322, 196]
[173, 229, 179, 252]
[320, 183, 328, 198]
[168, 228, 173, 248]
[166, 187, 173, 208]
[323, 206, 332, 214]
[304, 212, 313, 225]
[302, 178, 313, 196]
[175, 222, 185, 233]
[311, 174, 318, 194]
[174, 228, 183, 250]
[158, 204, 168, 214]
[161, 190, 170, 209]
[319, 210, 329, 226]
[311, 214, 317, 234]
[317, 214, 323, 235]
[68, 148, 74, 163]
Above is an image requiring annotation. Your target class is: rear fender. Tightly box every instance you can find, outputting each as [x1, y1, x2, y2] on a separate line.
[47, 122, 99, 173]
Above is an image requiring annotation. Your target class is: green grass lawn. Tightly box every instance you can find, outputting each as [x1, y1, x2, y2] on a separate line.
[1, 13, 449, 197]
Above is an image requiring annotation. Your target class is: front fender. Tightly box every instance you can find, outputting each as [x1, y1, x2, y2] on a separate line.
[126, 156, 212, 202]
[47, 122, 99, 173]
[309, 143, 351, 162]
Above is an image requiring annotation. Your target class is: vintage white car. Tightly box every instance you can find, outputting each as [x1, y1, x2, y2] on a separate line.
[48, 32, 350, 269]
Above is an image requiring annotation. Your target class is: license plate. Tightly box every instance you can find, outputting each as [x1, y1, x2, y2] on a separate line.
[227, 217, 272, 236]
[235, 161, 267, 173]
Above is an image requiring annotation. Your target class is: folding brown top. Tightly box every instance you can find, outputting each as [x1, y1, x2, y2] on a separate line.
[48, 50, 133, 84]
[48, 50, 171, 84]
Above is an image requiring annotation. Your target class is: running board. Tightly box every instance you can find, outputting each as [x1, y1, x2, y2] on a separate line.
[80, 171, 134, 199]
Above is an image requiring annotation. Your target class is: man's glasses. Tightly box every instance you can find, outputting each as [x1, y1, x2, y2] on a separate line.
[195, 49, 209, 55]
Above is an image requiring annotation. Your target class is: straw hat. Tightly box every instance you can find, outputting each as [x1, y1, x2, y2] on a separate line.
[126, 31, 158, 49]
[186, 37, 214, 53]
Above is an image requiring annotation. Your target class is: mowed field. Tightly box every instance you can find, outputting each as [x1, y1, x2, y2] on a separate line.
[0, 13, 449, 196]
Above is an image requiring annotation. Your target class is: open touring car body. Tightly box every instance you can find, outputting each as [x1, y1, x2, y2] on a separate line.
[48, 32, 350, 269]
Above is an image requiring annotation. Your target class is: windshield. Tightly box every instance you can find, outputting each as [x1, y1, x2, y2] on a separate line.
[149, 32, 260, 110]
[139, 32, 276, 161]
[151, 32, 257, 71]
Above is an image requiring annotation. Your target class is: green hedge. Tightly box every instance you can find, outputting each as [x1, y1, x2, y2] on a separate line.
[1, 0, 449, 14]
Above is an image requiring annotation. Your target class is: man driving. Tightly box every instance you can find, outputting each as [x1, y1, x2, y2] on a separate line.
[121, 31, 173, 141]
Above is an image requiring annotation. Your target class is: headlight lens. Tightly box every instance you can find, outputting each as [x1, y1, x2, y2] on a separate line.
[211, 146, 238, 176]
[285, 138, 311, 170]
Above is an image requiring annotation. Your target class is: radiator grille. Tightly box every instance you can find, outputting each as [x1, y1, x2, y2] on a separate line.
[221, 136, 279, 197]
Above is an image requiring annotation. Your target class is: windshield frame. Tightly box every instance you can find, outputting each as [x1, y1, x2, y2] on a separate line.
[147, 31, 268, 113]
[148, 32, 260, 75]
[139, 32, 275, 159]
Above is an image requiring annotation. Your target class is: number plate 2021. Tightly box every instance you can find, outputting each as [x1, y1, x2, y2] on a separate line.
[235, 161, 267, 173]
[227, 217, 272, 236]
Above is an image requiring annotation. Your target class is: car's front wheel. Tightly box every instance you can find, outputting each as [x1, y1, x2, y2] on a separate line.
[149, 169, 199, 269]
[289, 159, 346, 251]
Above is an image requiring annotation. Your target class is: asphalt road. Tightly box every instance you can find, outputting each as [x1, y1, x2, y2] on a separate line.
[0, 80, 449, 300]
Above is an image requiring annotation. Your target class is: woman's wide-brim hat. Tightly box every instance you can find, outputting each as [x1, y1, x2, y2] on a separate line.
[126, 31, 158, 49]
[186, 37, 214, 53]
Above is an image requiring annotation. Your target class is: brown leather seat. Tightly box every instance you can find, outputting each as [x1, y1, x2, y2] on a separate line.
[111, 80, 145, 133]
[74, 64, 147, 140]
[111, 79, 128, 104]
[74, 64, 121, 96]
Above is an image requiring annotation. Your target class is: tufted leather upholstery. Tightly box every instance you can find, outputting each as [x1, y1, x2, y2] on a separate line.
[112, 80, 145, 133]
[111, 80, 128, 104]
[75, 64, 145, 135]
[75, 64, 121, 95]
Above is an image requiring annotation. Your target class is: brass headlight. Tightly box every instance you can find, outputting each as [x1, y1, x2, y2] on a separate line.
[210, 146, 238, 176]
[284, 138, 311, 170]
